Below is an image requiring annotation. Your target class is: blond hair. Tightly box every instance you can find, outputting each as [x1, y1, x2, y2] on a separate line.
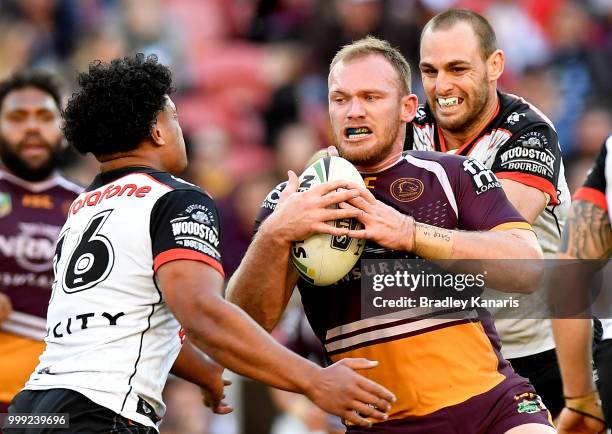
[329, 36, 411, 94]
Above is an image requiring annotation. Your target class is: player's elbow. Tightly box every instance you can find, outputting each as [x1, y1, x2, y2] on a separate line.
[509, 229, 543, 260]
[513, 267, 541, 294]
[182, 293, 230, 350]
[505, 230, 544, 294]
[516, 243, 544, 294]
[226, 286, 278, 332]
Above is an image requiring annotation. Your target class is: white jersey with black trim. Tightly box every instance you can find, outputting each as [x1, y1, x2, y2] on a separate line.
[407, 91, 571, 358]
[25, 167, 224, 430]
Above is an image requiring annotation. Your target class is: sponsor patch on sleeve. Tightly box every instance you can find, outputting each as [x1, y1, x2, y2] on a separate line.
[462, 159, 502, 195]
[169, 204, 221, 261]
[496, 131, 557, 180]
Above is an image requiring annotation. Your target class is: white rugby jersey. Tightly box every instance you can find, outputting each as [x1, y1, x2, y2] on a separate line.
[406, 91, 571, 358]
[25, 166, 224, 430]
[574, 135, 612, 340]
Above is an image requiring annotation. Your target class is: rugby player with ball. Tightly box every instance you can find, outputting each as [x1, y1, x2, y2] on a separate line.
[228, 36, 556, 433]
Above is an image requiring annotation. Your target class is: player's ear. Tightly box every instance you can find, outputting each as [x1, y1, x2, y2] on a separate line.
[400, 93, 418, 123]
[487, 49, 504, 82]
[150, 116, 165, 146]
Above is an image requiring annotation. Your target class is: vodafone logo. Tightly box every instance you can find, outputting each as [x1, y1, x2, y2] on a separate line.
[71, 183, 152, 215]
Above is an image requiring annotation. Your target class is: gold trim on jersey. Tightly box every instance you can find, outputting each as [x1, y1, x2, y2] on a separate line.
[490, 222, 533, 232]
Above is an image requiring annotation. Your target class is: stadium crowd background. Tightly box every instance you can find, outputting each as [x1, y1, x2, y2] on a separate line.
[0, 0, 611, 433]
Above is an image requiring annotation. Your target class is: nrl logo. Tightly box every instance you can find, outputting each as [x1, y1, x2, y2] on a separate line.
[506, 112, 526, 125]
[0, 193, 11, 217]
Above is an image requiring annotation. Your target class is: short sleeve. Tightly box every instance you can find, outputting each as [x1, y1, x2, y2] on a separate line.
[456, 157, 530, 231]
[491, 124, 561, 205]
[150, 189, 224, 277]
[573, 138, 608, 212]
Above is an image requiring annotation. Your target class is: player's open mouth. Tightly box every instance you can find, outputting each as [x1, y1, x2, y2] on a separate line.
[345, 127, 373, 140]
[437, 97, 463, 108]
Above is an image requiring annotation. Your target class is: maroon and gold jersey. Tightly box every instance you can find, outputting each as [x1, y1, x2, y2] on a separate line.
[0, 170, 81, 404]
[0, 170, 81, 338]
[256, 151, 531, 420]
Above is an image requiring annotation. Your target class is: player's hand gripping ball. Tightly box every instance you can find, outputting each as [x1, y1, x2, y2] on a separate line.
[291, 156, 366, 285]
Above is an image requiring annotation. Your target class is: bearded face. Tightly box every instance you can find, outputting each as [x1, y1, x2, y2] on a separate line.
[0, 87, 63, 181]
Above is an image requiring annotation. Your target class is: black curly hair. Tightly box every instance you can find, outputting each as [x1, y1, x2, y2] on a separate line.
[63, 53, 174, 156]
[0, 69, 63, 111]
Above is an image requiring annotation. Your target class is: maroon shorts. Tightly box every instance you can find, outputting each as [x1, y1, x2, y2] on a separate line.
[348, 378, 553, 434]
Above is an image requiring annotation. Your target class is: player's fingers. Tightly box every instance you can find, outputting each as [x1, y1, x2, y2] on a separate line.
[342, 409, 373, 427]
[213, 402, 234, 414]
[223, 379, 232, 386]
[309, 180, 350, 196]
[319, 188, 360, 207]
[278, 173, 299, 205]
[319, 207, 361, 222]
[312, 222, 350, 237]
[345, 195, 371, 211]
[279, 171, 299, 202]
[201, 389, 222, 409]
[346, 229, 368, 239]
[350, 389, 393, 413]
[350, 400, 389, 422]
[359, 186, 378, 204]
[327, 145, 339, 157]
[356, 376, 396, 405]
[342, 183, 377, 204]
[338, 358, 378, 370]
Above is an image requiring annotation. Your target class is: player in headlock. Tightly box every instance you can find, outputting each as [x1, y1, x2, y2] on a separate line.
[228, 36, 556, 433]
[6, 54, 395, 432]
[405, 9, 571, 418]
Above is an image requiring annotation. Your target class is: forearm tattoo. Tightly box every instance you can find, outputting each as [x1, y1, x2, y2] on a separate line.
[560, 200, 612, 259]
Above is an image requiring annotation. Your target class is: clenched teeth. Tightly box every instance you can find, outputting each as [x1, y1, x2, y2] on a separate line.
[346, 127, 372, 139]
[438, 97, 460, 107]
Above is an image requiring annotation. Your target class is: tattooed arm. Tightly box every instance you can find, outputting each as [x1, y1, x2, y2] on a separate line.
[559, 200, 612, 260]
[554, 200, 611, 433]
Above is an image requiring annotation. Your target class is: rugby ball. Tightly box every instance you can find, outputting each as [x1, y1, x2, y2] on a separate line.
[291, 156, 366, 286]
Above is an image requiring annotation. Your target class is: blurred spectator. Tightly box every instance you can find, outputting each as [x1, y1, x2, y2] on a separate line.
[186, 126, 235, 199]
[308, 0, 421, 77]
[160, 377, 210, 434]
[274, 123, 322, 181]
[218, 173, 277, 278]
[546, 0, 612, 157]
[120, 0, 189, 88]
[0, 0, 79, 68]
[508, 65, 562, 125]
[0, 20, 37, 79]
[566, 106, 612, 192]
[248, 0, 317, 43]
[484, 0, 551, 81]
[69, 25, 127, 73]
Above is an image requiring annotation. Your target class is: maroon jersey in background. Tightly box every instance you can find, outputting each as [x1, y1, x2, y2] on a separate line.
[0, 170, 81, 338]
